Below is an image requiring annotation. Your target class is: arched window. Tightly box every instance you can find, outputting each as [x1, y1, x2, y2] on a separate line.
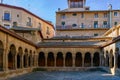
[13, 22, 18, 27]
[72, 24, 77, 27]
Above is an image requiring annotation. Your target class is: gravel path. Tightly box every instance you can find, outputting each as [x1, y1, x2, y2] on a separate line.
[8, 71, 120, 80]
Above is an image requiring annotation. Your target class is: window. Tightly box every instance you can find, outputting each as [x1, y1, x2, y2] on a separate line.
[38, 23, 42, 30]
[104, 13, 108, 18]
[13, 22, 18, 27]
[27, 17, 32, 26]
[61, 14, 66, 19]
[72, 13, 77, 16]
[94, 34, 98, 36]
[81, 23, 84, 28]
[4, 12, 10, 21]
[4, 24, 10, 29]
[61, 21, 65, 26]
[114, 22, 117, 26]
[81, 13, 84, 18]
[46, 27, 50, 35]
[94, 13, 98, 18]
[103, 21, 107, 28]
[114, 12, 118, 16]
[17, 14, 19, 17]
[72, 24, 77, 27]
[94, 21, 98, 28]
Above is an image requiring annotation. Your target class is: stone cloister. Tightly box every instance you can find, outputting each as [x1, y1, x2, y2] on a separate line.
[0, 25, 120, 78]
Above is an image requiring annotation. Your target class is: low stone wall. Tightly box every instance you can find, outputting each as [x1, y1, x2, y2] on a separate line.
[0, 68, 33, 79]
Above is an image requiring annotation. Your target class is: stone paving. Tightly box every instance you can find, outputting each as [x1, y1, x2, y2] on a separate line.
[8, 71, 120, 80]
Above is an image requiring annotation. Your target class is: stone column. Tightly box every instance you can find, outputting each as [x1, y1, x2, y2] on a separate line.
[3, 49, 9, 71]
[54, 54, 57, 67]
[26, 55, 28, 68]
[114, 52, 117, 68]
[82, 54, 84, 67]
[35, 55, 37, 67]
[21, 55, 23, 68]
[63, 53, 66, 67]
[45, 53, 47, 67]
[73, 54, 75, 67]
[91, 54, 93, 67]
[15, 53, 17, 69]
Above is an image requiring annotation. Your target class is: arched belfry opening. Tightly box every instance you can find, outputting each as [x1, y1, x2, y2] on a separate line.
[8, 44, 16, 70]
[68, 0, 86, 8]
[0, 41, 4, 71]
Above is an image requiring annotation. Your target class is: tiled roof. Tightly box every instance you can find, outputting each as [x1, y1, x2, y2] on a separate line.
[44, 36, 112, 40]
[37, 41, 107, 48]
[11, 26, 40, 31]
[0, 25, 37, 47]
[57, 8, 120, 13]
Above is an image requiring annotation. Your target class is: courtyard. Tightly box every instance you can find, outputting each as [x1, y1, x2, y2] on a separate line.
[9, 70, 120, 80]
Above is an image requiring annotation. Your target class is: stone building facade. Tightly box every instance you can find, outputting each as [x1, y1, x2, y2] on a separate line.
[0, 3, 55, 40]
[56, 0, 120, 37]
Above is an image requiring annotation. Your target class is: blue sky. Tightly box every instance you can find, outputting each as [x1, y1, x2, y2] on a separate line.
[3, 0, 120, 25]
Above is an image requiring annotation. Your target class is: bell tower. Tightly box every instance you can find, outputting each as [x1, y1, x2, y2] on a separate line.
[68, 0, 86, 8]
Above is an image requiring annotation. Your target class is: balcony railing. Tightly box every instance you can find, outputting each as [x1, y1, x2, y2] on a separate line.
[56, 25, 110, 30]
[26, 22, 32, 27]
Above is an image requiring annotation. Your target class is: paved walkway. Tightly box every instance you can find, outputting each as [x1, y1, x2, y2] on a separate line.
[9, 71, 120, 80]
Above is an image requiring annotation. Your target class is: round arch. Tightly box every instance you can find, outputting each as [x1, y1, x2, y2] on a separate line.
[56, 52, 63, 67]
[17, 47, 23, 69]
[28, 50, 32, 67]
[38, 52, 45, 66]
[93, 52, 100, 67]
[47, 52, 54, 67]
[75, 52, 82, 67]
[65, 52, 72, 67]
[8, 44, 16, 70]
[84, 52, 91, 67]
[0, 41, 4, 71]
